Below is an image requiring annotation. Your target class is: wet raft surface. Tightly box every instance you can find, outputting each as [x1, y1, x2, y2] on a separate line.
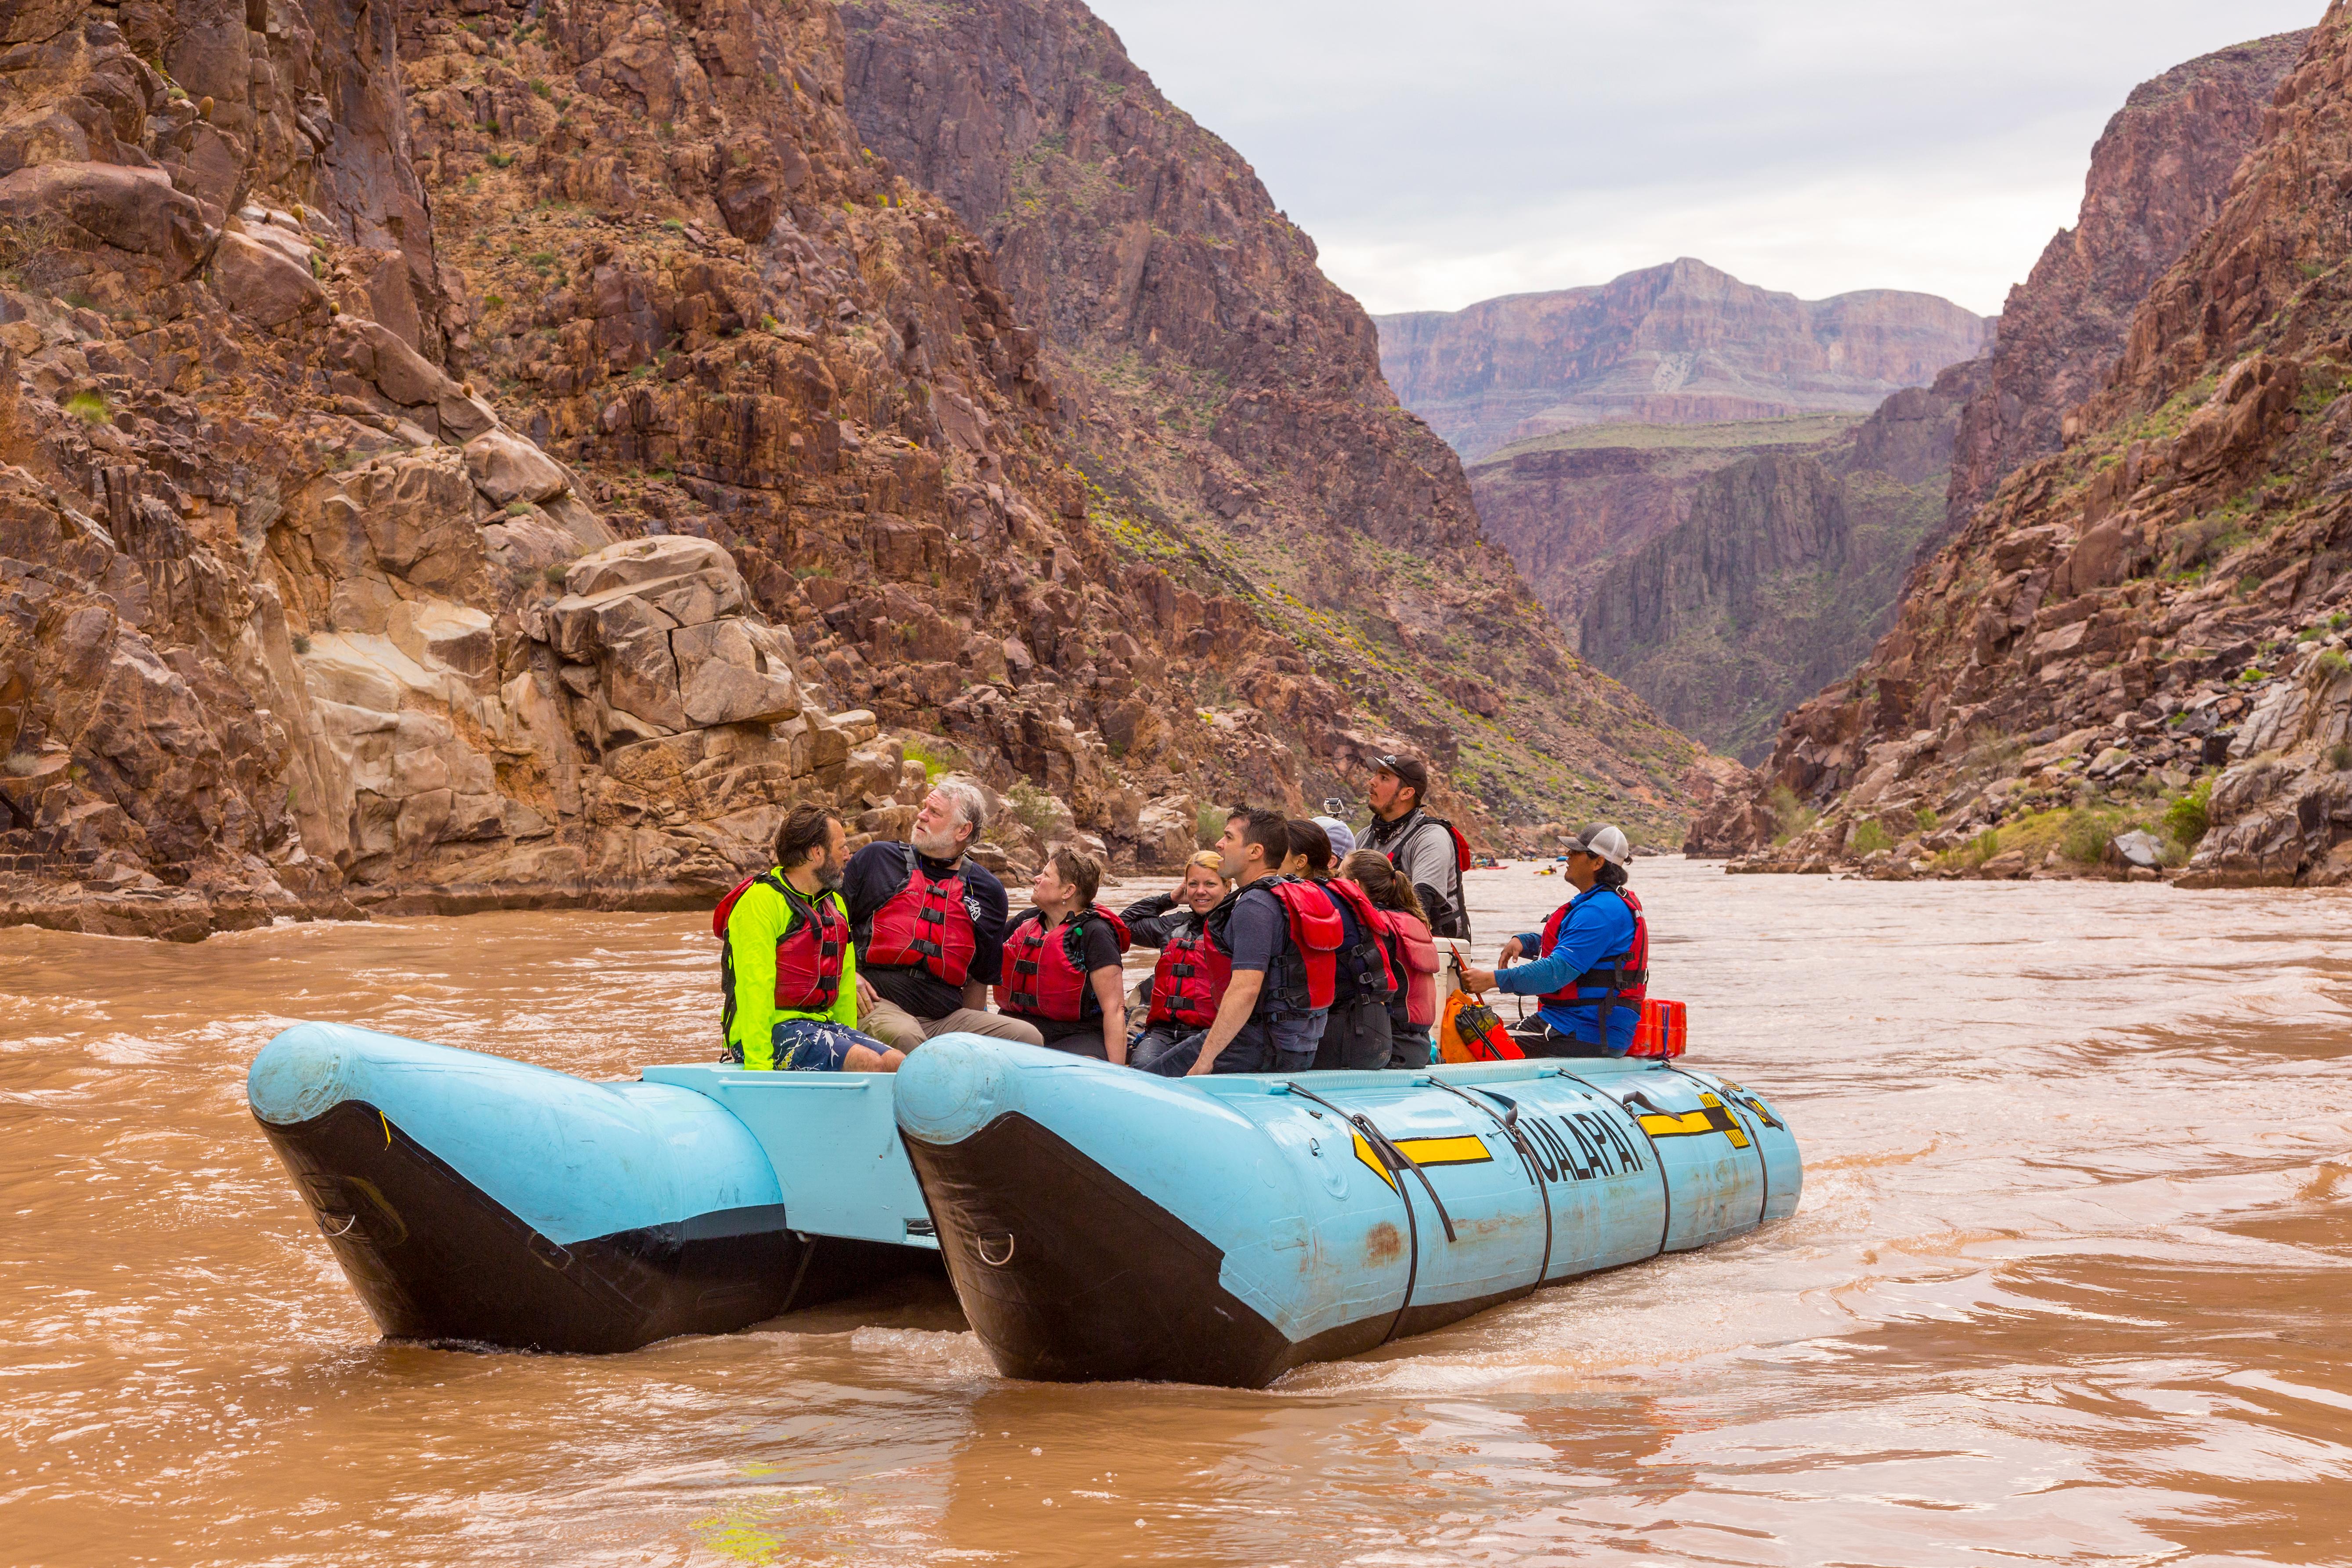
[6, 863, 2352, 1564]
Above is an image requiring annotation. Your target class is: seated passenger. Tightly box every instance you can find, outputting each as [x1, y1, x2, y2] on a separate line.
[1461, 823, 1646, 1058]
[997, 848, 1133, 1061]
[1147, 809, 1333, 1077]
[716, 804, 904, 1073]
[1125, 850, 1233, 1073]
[843, 779, 1045, 1054]
[1288, 820, 1394, 1072]
[1338, 849, 1440, 1068]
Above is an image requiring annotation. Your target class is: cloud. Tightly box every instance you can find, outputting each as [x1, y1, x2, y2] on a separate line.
[1084, 0, 2323, 315]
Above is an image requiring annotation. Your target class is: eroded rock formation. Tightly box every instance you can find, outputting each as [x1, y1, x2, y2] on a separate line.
[839, 0, 1694, 836]
[1693, 17, 2352, 887]
[1375, 258, 1989, 461]
[1578, 361, 1983, 762]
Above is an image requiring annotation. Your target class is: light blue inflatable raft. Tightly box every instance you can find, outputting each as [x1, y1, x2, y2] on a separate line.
[248, 1025, 1798, 1383]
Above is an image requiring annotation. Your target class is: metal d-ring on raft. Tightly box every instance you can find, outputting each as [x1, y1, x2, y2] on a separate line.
[246, 1025, 1800, 1381]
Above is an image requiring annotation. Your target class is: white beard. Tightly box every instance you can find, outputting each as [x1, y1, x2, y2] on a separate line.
[912, 826, 963, 860]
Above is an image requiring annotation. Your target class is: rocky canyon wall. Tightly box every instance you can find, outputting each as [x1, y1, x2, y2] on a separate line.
[1376, 258, 1989, 461]
[838, 0, 1693, 837]
[1577, 363, 1982, 763]
[1694, 15, 2352, 888]
[0, 0, 1697, 939]
[1943, 31, 2309, 541]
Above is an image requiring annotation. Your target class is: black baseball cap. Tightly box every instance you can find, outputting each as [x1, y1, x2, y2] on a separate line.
[1371, 754, 1429, 796]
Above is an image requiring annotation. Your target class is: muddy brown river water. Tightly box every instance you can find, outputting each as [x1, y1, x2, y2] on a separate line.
[4, 859, 2351, 1566]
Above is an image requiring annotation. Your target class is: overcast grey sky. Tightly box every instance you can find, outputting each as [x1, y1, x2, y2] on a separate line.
[1083, 0, 2322, 317]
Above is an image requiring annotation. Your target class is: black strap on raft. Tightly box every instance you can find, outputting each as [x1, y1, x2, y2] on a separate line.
[1281, 1081, 1455, 1243]
[1421, 1076, 1553, 1300]
[1667, 1065, 1774, 1228]
[1281, 1081, 1456, 1349]
[1552, 1066, 1675, 1256]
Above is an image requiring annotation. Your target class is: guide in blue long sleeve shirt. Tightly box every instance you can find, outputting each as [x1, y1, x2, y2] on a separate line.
[1494, 884, 1640, 1053]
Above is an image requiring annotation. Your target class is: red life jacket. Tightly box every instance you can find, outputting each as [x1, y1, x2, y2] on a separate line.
[1371, 907, 1441, 1026]
[1322, 878, 1397, 1004]
[1203, 876, 1345, 1012]
[714, 871, 849, 1040]
[1002, 905, 1133, 1023]
[1266, 876, 1343, 1010]
[861, 844, 977, 987]
[1147, 919, 1232, 1028]
[1537, 887, 1648, 1034]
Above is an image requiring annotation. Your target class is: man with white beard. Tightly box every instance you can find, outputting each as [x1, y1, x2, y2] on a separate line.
[841, 778, 1046, 1053]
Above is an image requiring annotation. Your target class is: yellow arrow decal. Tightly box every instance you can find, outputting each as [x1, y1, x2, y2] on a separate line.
[1353, 1132, 1493, 1189]
[1634, 1092, 1751, 1149]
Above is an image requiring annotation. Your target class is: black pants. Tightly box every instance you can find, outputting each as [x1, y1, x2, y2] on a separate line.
[1507, 1018, 1614, 1059]
[1387, 1019, 1432, 1069]
[1032, 1016, 1111, 1060]
[1313, 994, 1393, 1071]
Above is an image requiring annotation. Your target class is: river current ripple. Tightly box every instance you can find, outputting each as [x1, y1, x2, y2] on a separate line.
[3, 859, 2349, 1565]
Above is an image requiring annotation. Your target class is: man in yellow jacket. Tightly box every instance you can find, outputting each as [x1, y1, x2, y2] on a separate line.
[721, 803, 905, 1072]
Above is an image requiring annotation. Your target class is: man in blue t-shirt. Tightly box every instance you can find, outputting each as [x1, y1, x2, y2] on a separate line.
[1462, 823, 1643, 1057]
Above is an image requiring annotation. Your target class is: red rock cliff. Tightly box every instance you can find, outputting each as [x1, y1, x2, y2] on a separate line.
[1943, 30, 2308, 539]
[839, 0, 1695, 836]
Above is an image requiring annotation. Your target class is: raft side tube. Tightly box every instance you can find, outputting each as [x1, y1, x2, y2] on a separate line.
[248, 1024, 925, 1353]
[895, 1039, 1802, 1387]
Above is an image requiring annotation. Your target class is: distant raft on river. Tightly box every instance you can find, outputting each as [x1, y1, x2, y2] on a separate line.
[247, 1025, 1800, 1385]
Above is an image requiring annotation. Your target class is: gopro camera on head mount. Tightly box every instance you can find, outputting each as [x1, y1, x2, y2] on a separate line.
[1321, 797, 1345, 815]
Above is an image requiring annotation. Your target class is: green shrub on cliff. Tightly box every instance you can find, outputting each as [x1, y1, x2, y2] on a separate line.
[2164, 776, 2213, 847]
[1847, 820, 1890, 858]
[1767, 785, 1816, 845]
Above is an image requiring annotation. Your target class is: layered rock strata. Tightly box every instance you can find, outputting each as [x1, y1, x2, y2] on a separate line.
[1693, 17, 2352, 888]
[839, 0, 1694, 837]
[1375, 259, 1988, 461]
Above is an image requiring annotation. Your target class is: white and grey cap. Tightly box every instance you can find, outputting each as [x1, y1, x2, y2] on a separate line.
[1571, 822, 1631, 866]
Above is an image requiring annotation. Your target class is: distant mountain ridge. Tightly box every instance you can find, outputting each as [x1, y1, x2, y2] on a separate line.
[1376, 259, 1991, 460]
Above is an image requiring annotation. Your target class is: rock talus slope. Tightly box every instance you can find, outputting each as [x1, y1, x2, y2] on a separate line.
[839, 0, 1693, 836]
[1697, 15, 2352, 887]
[0, 0, 1693, 938]
[1375, 258, 1989, 461]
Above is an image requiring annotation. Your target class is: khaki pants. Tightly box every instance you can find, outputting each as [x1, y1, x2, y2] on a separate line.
[860, 995, 1045, 1053]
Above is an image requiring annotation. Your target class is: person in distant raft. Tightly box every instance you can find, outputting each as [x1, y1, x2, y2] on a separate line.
[843, 779, 1045, 1053]
[1358, 754, 1472, 942]
[996, 847, 1132, 1061]
[1461, 823, 1646, 1058]
[716, 804, 904, 1072]
[1156, 808, 1342, 1078]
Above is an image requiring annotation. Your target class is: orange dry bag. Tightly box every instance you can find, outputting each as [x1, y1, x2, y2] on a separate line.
[1437, 987, 1521, 1064]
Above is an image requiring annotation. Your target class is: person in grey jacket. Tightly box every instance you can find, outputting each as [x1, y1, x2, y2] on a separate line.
[1358, 755, 1470, 942]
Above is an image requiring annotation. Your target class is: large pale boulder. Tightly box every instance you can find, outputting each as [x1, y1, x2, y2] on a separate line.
[564, 536, 745, 624]
[464, 428, 569, 506]
[675, 619, 801, 726]
[214, 230, 329, 328]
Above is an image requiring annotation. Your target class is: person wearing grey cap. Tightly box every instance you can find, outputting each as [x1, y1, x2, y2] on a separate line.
[1461, 823, 1647, 1058]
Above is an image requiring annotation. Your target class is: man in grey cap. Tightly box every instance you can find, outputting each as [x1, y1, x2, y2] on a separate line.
[1357, 755, 1469, 941]
[1462, 822, 1646, 1057]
